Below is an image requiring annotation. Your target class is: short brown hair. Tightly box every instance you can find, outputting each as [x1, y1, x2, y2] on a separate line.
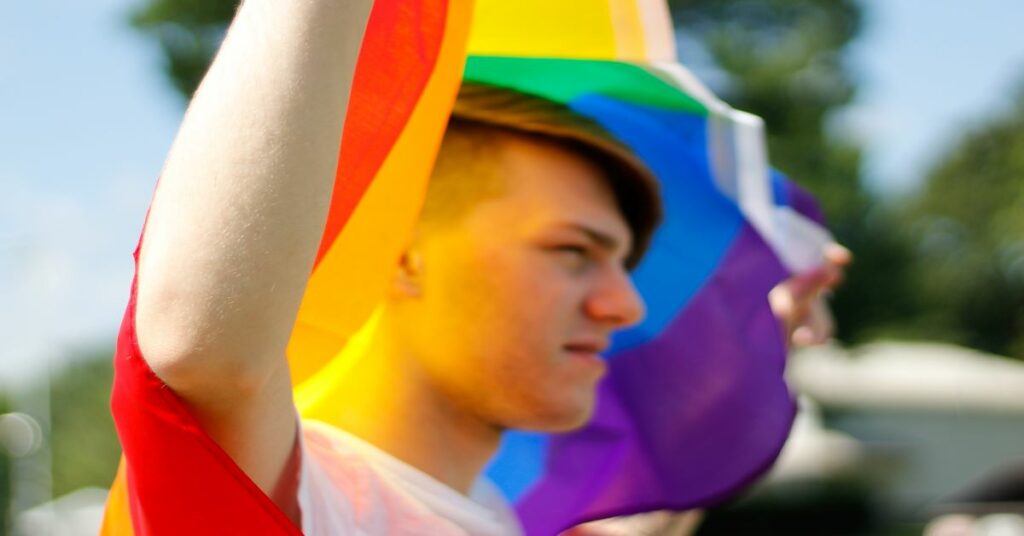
[422, 83, 662, 269]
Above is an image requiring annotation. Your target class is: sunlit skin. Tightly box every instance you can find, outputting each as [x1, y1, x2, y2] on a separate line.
[325, 131, 646, 494]
[769, 242, 852, 347]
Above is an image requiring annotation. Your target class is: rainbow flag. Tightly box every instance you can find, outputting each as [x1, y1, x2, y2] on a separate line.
[467, 58, 824, 532]
[295, 0, 831, 533]
[458, 7, 831, 535]
[104, 0, 831, 534]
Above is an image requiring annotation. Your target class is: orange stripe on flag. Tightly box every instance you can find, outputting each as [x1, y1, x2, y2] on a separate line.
[314, 0, 448, 265]
[289, 0, 474, 385]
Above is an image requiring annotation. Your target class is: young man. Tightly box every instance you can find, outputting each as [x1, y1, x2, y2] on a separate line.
[112, 0, 657, 532]
[110, 1, 846, 534]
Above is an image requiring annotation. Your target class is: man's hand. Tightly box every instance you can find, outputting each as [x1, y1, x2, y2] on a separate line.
[769, 242, 852, 347]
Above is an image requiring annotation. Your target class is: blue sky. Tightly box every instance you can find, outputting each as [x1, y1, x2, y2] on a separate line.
[3, 0, 1024, 384]
[843, 1, 1024, 193]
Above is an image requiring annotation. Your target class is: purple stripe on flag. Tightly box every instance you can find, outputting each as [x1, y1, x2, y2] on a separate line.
[785, 180, 827, 226]
[516, 224, 796, 535]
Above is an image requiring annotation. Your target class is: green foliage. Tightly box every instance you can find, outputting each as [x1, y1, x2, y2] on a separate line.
[45, 350, 121, 497]
[901, 90, 1024, 357]
[0, 394, 10, 535]
[667, 1, 1023, 356]
[130, 0, 239, 99]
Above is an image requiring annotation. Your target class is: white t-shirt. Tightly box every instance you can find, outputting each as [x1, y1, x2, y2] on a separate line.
[298, 419, 524, 536]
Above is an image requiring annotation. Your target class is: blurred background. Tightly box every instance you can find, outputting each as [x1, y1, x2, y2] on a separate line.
[3, 0, 1024, 534]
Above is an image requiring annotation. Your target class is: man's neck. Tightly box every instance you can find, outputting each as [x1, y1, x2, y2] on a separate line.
[319, 327, 502, 495]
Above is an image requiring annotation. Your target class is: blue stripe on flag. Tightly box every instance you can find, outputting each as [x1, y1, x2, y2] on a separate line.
[486, 431, 549, 501]
[567, 96, 745, 354]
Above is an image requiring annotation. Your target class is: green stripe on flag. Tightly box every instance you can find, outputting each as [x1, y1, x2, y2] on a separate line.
[464, 57, 707, 115]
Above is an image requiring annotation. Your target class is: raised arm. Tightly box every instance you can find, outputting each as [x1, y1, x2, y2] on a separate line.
[134, 0, 374, 497]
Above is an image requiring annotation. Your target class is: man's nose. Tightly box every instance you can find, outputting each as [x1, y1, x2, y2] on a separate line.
[584, 266, 646, 329]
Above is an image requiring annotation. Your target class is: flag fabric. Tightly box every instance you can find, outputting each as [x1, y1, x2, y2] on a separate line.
[463, 58, 830, 535]
[104, 0, 832, 534]
[297, 1, 832, 533]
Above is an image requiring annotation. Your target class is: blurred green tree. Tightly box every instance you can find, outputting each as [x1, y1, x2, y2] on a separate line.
[670, 0, 924, 344]
[0, 394, 11, 535]
[45, 350, 121, 498]
[902, 89, 1024, 358]
[130, 0, 238, 100]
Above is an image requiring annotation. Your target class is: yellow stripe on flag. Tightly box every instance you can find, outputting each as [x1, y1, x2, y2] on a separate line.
[288, 0, 475, 387]
[467, 0, 674, 62]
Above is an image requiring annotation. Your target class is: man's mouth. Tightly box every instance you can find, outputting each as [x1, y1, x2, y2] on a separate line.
[563, 341, 607, 354]
[562, 340, 610, 370]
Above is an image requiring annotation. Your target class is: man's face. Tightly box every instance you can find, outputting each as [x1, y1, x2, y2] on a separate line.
[395, 132, 646, 432]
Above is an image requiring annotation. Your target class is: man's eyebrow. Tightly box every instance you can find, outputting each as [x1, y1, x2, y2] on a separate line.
[554, 222, 629, 254]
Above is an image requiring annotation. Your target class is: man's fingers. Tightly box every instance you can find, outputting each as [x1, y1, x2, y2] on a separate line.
[791, 326, 818, 347]
[791, 298, 835, 347]
[824, 242, 853, 266]
[771, 243, 849, 348]
[788, 268, 838, 301]
[788, 244, 851, 299]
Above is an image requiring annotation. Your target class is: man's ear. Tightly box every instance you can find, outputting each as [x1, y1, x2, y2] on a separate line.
[392, 248, 424, 299]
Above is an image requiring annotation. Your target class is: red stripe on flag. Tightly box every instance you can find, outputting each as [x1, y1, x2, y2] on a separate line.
[314, 0, 449, 265]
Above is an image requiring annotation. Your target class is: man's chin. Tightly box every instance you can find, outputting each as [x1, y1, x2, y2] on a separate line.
[515, 396, 597, 433]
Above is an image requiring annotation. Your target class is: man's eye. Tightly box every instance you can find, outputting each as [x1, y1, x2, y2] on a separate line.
[555, 245, 588, 256]
[553, 245, 597, 268]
